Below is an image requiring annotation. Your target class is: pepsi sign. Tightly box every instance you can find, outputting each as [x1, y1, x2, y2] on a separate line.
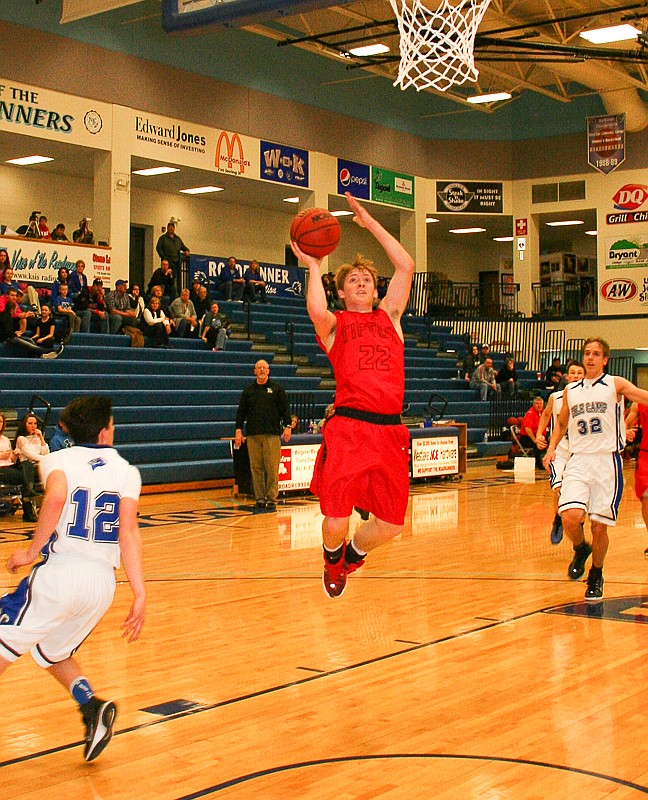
[613, 184, 648, 211]
[601, 278, 637, 302]
[337, 159, 370, 200]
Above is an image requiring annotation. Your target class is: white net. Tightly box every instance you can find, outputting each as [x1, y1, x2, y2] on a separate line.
[389, 0, 491, 92]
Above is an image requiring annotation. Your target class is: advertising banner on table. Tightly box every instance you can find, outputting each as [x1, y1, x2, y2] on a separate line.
[588, 114, 625, 175]
[337, 159, 370, 200]
[279, 442, 321, 491]
[0, 235, 114, 287]
[371, 167, 414, 209]
[436, 181, 503, 213]
[260, 141, 309, 187]
[190, 254, 305, 299]
[411, 436, 459, 477]
[0, 78, 112, 150]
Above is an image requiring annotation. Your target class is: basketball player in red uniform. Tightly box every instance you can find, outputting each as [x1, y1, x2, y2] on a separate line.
[291, 192, 415, 597]
[624, 402, 648, 556]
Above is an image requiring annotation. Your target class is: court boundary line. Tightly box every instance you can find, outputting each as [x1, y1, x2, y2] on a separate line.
[175, 753, 648, 797]
[0, 600, 589, 768]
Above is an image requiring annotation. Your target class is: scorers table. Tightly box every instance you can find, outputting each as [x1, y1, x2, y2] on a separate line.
[231, 423, 467, 496]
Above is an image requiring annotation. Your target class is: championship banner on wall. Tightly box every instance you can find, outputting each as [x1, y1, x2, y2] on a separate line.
[190, 254, 305, 299]
[0, 78, 112, 150]
[411, 436, 459, 477]
[588, 114, 625, 175]
[0, 235, 114, 287]
[371, 166, 415, 209]
[436, 181, 503, 213]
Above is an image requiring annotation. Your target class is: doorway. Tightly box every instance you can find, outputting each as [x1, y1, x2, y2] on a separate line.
[129, 225, 146, 288]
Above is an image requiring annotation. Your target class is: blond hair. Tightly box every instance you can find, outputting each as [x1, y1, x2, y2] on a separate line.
[335, 255, 378, 293]
[583, 337, 610, 358]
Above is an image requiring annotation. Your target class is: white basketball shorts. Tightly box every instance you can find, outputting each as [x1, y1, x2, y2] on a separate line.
[0, 555, 115, 668]
[558, 451, 624, 526]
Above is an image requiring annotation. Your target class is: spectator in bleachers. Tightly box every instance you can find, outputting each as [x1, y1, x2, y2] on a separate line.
[470, 357, 500, 401]
[30, 304, 56, 350]
[545, 357, 563, 390]
[479, 343, 490, 363]
[0, 248, 11, 278]
[13, 412, 49, 500]
[50, 266, 71, 308]
[49, 419, 74, 452]
[88, 281, 110, 333]
[73, 217, 95, 245]
[53, 283, 82, 337]
[461, 344, 481, 382]
[147, 259, 176, 303]
[200, 301, 230, 351]
[68, 259, 88, 299]
[148, 284, 170, 315]
[156, 220, 189, 293]
[495, 356, 518, 396]
[321, 272, 340, 310]
[128, 284, 145, 324]
[0, 265, 19, 295]
[215, 256, 245, 301]
[243, 260, 268, 303]
[193, 284, 210, 322]
[16, 211, 41, 238]
[377, 276, 388, 299]
[519, 396, 546, 469]
[106, 279, 137, 334]
[0, 288, 34, 334]
[169, 288, 198, 338]
[50, 222, 68, 242]
[142, 296, 172, 348]
[0, 412, 36, 521]
[71, 283, 92, 333]
[0, 300, 60, 359]
[38, 215, 50, 239]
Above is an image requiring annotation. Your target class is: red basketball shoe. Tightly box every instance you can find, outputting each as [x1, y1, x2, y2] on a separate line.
[322, 543, 364, 598]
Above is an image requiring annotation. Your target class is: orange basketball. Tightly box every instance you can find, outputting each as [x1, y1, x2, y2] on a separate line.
[290, 208, 341, 259]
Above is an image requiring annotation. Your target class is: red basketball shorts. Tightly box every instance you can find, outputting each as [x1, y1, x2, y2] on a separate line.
[310, 414, 410, 526]
[635, 450, 648, 500]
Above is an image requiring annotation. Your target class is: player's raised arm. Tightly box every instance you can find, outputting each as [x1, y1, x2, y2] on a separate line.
[118, 497, 146, 643]
[615, 377, 648, 407]
[344, 192, 415, 321]
[291, 241, 336, 345]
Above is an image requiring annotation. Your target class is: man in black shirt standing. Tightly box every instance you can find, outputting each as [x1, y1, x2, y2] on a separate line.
[234, 360, 292, 511]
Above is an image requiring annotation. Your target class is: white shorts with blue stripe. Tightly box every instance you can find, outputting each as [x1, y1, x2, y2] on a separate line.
[558, 451, 624, 526]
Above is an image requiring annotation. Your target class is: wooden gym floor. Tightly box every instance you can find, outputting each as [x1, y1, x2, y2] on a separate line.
[2, 462, 648, 799]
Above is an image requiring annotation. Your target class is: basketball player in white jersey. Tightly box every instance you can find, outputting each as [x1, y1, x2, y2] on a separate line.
[536, 361, 586, 544]
[0, 396, 145, 761]
[544, 338, 648, 600]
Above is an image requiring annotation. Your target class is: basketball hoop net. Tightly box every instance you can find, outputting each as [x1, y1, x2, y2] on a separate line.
[389, 0, 490, 92]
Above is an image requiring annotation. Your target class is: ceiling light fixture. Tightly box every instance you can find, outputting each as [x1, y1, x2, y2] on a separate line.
[133, 166, 180, 176]
[283, 196, 300, 203]
[426, 217, 440, 224]
[449, 227, 486, 234]
[348, 43, 390, 57]
[585, 230, 598, 236]
[493, 236, 514, 242]
[466, 92, 512, 104]
[179, 186, 224, 194]
[545, 220, 584, 227]
[6, 155, 53, 165]
[580, 24, 640, 44]
[330, 210, 354, 217]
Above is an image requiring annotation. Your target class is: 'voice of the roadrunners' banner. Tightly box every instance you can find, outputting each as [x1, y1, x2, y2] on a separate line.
[190, 254, 305, 299]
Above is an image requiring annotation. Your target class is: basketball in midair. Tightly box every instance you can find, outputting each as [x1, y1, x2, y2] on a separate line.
[290, 208, 341, 259]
